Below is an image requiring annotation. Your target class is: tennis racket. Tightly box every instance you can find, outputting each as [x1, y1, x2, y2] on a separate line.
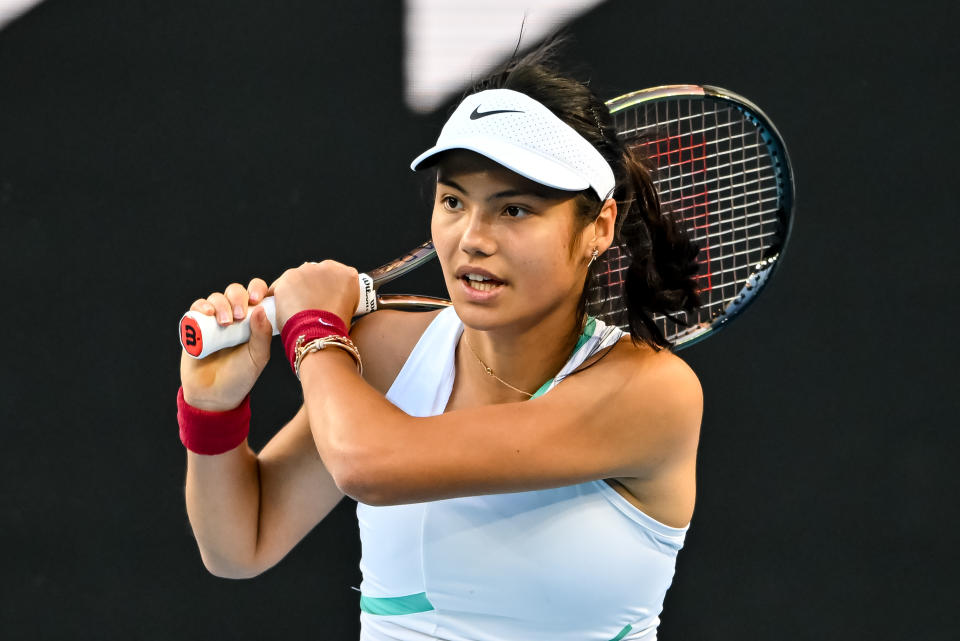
[180, 84, 794, 358]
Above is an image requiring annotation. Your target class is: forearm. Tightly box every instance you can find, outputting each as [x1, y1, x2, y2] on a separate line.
[184, 443, 263, 578]
[298, 349, 403, 500]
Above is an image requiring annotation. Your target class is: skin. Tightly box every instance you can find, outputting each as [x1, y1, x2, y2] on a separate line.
[180, 150, 702, 579]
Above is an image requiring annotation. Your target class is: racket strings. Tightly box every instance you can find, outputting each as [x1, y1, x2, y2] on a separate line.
[587, 98, 785, 344]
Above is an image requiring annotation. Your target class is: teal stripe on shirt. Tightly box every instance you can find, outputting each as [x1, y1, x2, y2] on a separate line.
[609, 624, 633, 641]
[360, 592, 435, 616]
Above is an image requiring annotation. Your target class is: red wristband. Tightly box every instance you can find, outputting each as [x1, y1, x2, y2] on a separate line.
[177, 387, 250, 455]
[281, 310, 350, 372]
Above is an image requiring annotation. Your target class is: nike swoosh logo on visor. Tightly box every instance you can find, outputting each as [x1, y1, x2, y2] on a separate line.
[469, 106, 524, 120]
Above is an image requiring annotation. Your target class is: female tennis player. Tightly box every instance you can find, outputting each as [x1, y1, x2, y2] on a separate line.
[179, 46, 703, 641]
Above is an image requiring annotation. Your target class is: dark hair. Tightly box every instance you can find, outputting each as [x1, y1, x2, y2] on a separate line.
[467, 41, 701, 350]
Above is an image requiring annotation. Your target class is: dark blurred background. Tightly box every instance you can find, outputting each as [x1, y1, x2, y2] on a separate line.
[1, 1, 957, 639]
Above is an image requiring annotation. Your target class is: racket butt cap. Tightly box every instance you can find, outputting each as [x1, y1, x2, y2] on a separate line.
[180, 314, 205, 358]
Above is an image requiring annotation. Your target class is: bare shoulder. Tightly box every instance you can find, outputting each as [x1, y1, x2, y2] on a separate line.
[564, 338, 703, 466]
[619, 340, 701, 399]
[617, 340, 702, 429]
[350, 309, 444, 393]
[579, 337, 701, 399]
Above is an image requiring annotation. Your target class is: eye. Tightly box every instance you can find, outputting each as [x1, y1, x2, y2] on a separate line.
[503, 205, 531, 218]
[442, 195, 462, 210]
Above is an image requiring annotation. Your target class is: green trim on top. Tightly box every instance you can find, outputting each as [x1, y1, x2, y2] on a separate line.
[530, 378, 553, 399]
[530, 316, 598, 400]
[359, 592, 435, 616]
[575, 316, 598, 353]
[609, 624, 633, 641]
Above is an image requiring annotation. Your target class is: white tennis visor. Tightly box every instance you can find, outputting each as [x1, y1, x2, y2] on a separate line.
[410, 89, 616, 201]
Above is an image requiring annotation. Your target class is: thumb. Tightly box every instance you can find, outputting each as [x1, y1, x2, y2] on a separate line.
[247, 305, 273, 369]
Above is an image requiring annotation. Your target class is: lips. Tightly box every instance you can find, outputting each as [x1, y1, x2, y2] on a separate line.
[455, 265, 503, 282]
[455, 266, 506, 296]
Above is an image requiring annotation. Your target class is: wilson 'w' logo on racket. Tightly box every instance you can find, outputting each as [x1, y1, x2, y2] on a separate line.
[180, 85, 794, 358]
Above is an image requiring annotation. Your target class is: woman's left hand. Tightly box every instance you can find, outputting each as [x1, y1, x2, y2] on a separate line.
[271, 260, 361, 331]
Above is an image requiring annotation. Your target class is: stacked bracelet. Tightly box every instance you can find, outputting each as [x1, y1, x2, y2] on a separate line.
[293, 334, 363, 379]
[280, 309, 362, 379]
[177, 387, 250, 455]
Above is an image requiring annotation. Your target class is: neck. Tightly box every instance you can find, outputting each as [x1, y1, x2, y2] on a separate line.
[457, 304, 584, 402]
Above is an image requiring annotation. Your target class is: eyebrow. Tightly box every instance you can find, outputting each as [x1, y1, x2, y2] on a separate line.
[437, 178, 555, 202]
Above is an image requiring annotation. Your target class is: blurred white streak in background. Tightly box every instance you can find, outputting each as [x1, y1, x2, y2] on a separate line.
[0, 0, 44, 30]
[404, 0, 605, 113]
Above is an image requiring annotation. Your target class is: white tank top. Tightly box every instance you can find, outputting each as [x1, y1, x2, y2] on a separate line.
[357, 307, 688, 641]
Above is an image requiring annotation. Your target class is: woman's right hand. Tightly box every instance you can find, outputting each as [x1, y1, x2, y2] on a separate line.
[180, 278, 274, 411]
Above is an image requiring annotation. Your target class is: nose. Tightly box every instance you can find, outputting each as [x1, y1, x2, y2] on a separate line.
[458, 212, 497, 257]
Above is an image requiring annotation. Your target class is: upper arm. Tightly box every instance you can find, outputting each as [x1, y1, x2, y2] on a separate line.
[249, 406, 345, 573]
[343, 345, 703, 505]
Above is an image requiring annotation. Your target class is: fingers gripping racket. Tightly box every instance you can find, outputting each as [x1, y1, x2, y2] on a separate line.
[180, 85, 794, 358]
[179, 249, 442, 359]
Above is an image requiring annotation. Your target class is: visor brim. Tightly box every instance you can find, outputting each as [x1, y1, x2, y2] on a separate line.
[410, 136, 591, 194]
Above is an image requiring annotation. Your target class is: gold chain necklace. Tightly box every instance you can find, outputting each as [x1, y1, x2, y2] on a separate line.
[462, 334, 534, 398]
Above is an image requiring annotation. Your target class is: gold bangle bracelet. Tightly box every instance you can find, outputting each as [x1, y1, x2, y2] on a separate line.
[294, 335, 363, 380]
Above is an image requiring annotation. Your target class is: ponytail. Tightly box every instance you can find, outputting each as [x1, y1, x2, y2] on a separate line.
[591, 142, 701, 349]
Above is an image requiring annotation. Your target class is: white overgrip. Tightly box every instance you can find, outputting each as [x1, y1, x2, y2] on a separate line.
[180, 274, 375, 359]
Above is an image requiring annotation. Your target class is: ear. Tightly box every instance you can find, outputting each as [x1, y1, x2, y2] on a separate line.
[585, 198, 618, 258]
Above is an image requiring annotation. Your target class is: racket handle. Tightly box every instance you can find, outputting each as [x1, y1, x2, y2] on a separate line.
[179, 273, 377, 359]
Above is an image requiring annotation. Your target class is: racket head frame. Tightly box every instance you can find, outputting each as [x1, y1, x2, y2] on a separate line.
[602, 84, 796, 349]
